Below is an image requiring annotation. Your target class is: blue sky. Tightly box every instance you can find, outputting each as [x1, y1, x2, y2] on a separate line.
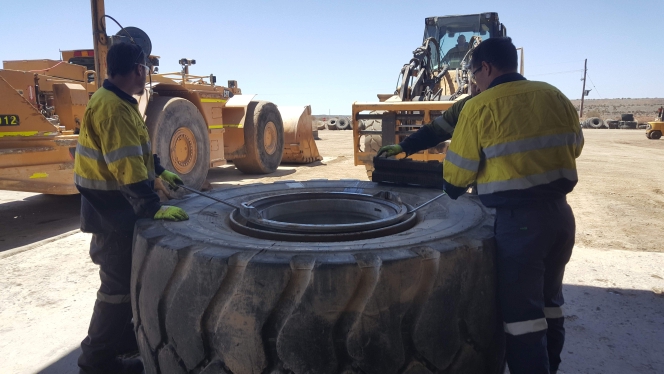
[2, 0, 663, 114]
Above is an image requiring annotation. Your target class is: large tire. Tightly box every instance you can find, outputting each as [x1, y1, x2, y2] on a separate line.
[233, 101, 284, 174]
[651, 130, 662, 140]
[586, 117, 604, 129]
[131, 180, 504, 374]
[363, 118, 382, 180]
[606, 120, 619, 129]
[327, 118, 339, 130]
[145, 96, 210, 190]
[621, 113, 635, 121]
[336, 117, 350, 130]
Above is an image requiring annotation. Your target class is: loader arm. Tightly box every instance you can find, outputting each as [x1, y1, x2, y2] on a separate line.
[91, 0, 108, 88]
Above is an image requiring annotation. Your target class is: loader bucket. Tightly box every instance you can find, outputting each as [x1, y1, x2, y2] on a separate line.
[278, 105, 322, 164]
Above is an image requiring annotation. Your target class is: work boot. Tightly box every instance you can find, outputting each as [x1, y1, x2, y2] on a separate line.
[79, 357, 144, 374]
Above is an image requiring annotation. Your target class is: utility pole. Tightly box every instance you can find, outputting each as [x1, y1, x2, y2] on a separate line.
[580, 59, 587, 118]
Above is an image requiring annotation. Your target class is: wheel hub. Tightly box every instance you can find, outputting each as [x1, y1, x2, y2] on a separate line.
[263, 121, 278, 155]
[230, 191, 416, 242]
[170, 127, 197, 174]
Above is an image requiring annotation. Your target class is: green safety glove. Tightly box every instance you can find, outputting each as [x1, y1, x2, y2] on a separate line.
[159, 170, 184, 190]
[154, 206, 189, 221]
[377, 144, 403, 158]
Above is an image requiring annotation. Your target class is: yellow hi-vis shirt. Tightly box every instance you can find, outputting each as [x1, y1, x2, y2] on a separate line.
[443, 78, 583, 207]
[74, 87, 156, 190]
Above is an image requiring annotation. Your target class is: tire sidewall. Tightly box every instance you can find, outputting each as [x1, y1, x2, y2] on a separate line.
[147, 97, 210, 189]
[244, 101, 284, 173]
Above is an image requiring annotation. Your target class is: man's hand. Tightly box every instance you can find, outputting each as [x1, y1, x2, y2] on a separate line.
[159, 170, 183, 190]
[154, 206, 189, 221]
[377, 144, 403, 158]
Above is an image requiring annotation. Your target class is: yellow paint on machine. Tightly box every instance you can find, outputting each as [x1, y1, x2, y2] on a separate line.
[209, 124, 242, 129]
[0, 131, 39, 138]
[200, 98, 227, 103]
[29, 173, 49, 179]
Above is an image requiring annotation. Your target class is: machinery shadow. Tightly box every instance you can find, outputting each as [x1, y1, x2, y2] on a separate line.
[0, 193, 81, 253]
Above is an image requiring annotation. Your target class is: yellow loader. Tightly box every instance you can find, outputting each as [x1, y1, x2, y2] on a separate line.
[352, 13, 522, 185]
[0, 0, 320, 195]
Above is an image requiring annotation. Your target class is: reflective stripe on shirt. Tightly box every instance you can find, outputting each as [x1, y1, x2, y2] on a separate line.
[74, 174, 120, 191]
[76, 143, 103, 161]
[445, 150, 480, 172]
[477, 168, 578, 194]
[483, 132, 582, 160]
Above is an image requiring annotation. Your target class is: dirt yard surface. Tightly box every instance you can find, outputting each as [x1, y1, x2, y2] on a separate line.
[0, 129, 663, 373]
[569, 98, 664, 122]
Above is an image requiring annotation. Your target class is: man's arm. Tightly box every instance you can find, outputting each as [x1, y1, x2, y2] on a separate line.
[97, 109, 161, 218]
[442, 102, 483, 199]
[398, 96, 472, 155]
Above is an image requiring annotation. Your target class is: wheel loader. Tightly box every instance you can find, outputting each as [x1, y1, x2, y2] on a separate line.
[0, 0, 321, 195]
[352, 13, 522, 185]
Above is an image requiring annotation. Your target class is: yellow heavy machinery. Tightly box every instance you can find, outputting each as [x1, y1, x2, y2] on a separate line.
[646, 110, 663, 139]
[0, 0, 321, 195]
[352, 13, 522, 183]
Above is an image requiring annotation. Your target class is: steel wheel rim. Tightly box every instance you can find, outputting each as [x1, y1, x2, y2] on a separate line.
[170, 127, 197, 174]
[263, 121, 278, 155]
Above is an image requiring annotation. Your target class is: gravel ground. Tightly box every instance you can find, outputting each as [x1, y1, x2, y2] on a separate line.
[0, 129, 663, 373]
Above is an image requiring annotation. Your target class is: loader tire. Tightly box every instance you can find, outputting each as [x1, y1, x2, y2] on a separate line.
[145, 96, 210, 190]
[363, 118, 382, 180]
[337, 117, 350, 130]
[233, 101, 284, 174]
[606, 120, 619, 129]
[327, 118, 339, 130]
[651, 130, 662, 140]
[586, 117, 604, 129]
[131, 180, 504, 374]
[621, 113, 635, 122]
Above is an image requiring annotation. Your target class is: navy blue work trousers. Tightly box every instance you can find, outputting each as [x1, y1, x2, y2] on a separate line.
[78, 230, 138, 370]
[495, 198, 575, 374]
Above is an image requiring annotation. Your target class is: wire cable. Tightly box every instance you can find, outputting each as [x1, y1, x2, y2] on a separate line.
[586, 74, 602, 99]
[529, 69, 584, 77]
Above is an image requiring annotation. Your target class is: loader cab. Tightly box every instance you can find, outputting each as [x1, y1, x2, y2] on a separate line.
[423, 12, 505, 69]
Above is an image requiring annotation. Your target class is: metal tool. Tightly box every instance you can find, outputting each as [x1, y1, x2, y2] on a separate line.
[174, 183, 243, 210]
[407, 191, 447, 214]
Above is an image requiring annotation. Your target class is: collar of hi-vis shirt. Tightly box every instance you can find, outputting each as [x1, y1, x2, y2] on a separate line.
[488, 72, 527, 90]
[102, 79, 139, 105]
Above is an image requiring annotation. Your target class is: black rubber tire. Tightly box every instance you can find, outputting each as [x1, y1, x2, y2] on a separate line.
[606, 120, 619, 129]
[233, 101, 284, 174]
[326, 118, 339, 130]
[586, 117, 604, 129]
[145, 96, 210, 190]
[651, 131, 662, 140]
[621, 113, 635, 121]
[646, 132, 652, 139]
[131, 180, 504, 374]
[363, 118, 383, 180]
[336, 117, 350, 130]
